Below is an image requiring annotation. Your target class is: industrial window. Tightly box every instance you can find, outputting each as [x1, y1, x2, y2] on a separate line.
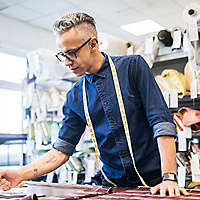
[0, 52, 26, 134]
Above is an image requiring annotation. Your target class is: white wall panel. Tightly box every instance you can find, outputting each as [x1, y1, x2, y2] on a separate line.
[0, 14, 56, 56]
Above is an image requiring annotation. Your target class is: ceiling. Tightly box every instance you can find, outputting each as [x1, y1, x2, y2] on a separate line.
[0, 0, 199, 43]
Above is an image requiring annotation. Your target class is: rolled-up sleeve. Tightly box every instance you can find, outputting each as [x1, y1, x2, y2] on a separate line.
[153, 122, 177, 138]
[53, 90, 86, 156]
[53, 138, 75, 156]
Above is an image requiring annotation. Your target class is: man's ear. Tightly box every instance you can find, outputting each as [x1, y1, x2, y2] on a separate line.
[90, 38, 98, 49]
[90, 43, 95, 48]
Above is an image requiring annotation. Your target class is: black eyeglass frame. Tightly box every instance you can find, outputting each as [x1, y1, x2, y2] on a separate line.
[56, 38, 91, 62]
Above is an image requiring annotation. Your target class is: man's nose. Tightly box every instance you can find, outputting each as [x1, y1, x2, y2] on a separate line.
[65, 58, 73, 67]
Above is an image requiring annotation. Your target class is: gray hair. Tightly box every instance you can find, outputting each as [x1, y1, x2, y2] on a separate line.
[53, 12, 97, 37]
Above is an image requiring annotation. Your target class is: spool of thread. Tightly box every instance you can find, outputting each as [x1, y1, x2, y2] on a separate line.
[20, 194, 38, 200]
[157, 30, 173, 46]
[183, 3, 200, 24]
[188, 9, 197, 16]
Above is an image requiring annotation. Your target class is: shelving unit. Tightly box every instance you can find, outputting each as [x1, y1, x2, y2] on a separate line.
[151, 44, 200, 188]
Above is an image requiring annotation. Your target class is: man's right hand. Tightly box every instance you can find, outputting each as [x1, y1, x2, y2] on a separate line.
[0, 169, 23, 191]
[0, 149, 69, 191]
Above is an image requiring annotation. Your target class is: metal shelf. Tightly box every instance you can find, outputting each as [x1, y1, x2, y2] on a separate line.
[155, 47, 188, 63]
[0, 133, 27, 145]
[169, 95, 200, 113]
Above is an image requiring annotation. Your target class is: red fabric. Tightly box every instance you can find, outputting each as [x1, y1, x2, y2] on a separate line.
[173, 107, 200, 133]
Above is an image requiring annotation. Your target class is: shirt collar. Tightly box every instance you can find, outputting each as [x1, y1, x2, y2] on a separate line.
[84, 52, 109, 83]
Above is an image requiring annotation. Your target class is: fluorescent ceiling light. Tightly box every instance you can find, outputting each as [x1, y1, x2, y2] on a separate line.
[121, 20, 164, 36]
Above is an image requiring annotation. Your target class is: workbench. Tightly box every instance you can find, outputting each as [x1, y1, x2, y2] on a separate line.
[1, 182, 200, 200]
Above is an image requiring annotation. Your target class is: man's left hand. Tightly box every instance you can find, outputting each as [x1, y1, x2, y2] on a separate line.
[151, 181, 189, 197]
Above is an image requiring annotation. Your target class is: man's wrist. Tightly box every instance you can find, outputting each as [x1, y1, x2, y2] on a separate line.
[162, 173, 177, 182]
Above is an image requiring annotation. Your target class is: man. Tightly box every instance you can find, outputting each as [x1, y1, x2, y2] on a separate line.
[0, 13, 188, 197]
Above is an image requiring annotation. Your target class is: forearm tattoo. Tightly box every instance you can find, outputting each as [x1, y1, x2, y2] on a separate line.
[32, 154, 58, 178]
[45, 154, 57, 164]
[33, 168, 38, 178]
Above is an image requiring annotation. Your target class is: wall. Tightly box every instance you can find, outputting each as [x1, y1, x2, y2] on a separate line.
[0, 14, 56, 56]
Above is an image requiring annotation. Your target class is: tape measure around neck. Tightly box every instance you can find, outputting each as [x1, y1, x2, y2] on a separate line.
[83, 55, 148, 187]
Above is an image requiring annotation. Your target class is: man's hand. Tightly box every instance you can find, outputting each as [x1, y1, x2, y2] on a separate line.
[151, 181, 189, 197]
[0, 170, 23, 191]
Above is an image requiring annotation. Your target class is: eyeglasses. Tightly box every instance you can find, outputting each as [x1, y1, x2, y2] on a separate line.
[56, 38, 91, 62]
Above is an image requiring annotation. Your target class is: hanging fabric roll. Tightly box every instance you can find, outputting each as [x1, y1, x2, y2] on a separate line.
[157, 30, 173, 46]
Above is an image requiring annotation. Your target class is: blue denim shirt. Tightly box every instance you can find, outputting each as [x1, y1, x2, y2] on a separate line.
[53, 53, 176, 186]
